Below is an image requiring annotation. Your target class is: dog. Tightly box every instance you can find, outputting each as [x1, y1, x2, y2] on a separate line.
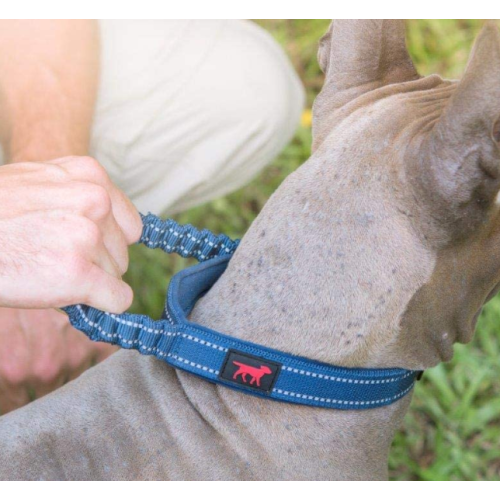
[1, 20, 499, 480]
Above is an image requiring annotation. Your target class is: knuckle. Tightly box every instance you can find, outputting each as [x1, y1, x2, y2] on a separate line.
[62, 216, 103, 251]
[32, 362, 61, 386]
[46, 163, 70, 182]
[82, 185, 112, 220]
[0, 363, 28, 387]
[75, 218, 103, 249]
[79, 156, 108, 183]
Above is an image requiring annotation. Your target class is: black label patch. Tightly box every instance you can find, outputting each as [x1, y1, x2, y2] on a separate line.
[219, 350, 281, 393]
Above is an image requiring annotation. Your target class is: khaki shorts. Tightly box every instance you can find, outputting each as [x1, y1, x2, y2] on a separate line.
[92, 20, 305, 215]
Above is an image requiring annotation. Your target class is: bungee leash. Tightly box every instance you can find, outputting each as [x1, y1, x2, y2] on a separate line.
[63, 213, 420, 410]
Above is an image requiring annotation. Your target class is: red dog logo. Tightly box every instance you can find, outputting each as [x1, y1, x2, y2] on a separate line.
[232, 361, 272, 387]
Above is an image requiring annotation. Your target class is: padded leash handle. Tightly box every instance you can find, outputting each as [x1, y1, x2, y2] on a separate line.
[63, 213, 240, 351]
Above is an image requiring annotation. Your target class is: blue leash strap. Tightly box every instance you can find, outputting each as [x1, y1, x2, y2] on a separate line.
[64, 213, 419, 410]
[140, 213, 240, 261]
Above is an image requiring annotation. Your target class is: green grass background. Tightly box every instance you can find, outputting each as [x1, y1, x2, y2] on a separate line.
[125, 20, 500, 480]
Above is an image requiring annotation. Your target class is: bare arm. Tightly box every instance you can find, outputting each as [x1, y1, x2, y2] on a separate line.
[0, 20, 141, 414]
[0, 20, 99, 162]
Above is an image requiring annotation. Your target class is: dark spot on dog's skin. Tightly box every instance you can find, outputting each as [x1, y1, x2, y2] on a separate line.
[396, 207, 414, 219]
[260, 230, 266, 238]
[392, 268, 397, 274]
[493, 118, 500, 142]
[257, 256, 264, 267]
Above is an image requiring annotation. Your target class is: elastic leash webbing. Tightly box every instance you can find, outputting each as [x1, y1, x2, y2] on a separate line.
[140, 213, 240, 261]
[63, 213, 419, 410]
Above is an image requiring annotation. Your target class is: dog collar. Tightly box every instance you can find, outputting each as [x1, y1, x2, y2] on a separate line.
[64, 213, 419, 410]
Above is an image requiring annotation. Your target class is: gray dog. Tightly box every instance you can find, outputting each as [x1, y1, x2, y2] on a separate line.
[1, 19, 500, 480]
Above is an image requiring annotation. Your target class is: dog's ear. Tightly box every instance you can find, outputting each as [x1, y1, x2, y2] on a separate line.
[313, 20, 419, 150]
[412, 22, 500, 239]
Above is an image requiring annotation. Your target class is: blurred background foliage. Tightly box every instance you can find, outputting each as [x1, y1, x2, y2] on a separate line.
[125, 20, 500, 480]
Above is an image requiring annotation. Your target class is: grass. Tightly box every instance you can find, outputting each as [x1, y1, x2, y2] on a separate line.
[125, 20, 500, 480]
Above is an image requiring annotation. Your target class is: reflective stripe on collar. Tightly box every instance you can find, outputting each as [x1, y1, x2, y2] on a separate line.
[64, 213, 419, 410]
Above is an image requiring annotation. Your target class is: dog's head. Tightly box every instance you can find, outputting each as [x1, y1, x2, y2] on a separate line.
[307, 20, 500, 366]
[203, 21, 500, 370]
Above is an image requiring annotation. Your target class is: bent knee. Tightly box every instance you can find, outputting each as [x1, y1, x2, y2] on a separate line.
[200, 21, 305, 144]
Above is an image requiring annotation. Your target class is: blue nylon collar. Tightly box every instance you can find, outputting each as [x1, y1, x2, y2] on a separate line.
[64, 213, 419, 410]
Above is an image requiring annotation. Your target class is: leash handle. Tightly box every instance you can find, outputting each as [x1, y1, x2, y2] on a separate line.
[63, 213, 240, 348]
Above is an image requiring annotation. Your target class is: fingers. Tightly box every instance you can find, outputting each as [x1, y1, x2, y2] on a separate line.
[0, 308, 120, 415]
[29, 359, 67, 400]
[52, 156, 143, 244]
[100, 210, 129, 275]
[51, 156, 142, 276]
[0, 308, 32, 414]
[24, 309, 67, 399]
[89, 235, 122, 280]
[66, 228, 132, 312]
[0, 156, 141, 311]
[80, 264, 133, 313]
[30, 182, 131, 275]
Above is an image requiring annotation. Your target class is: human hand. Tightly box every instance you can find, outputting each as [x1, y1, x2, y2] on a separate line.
[0, 308, 117, 414]
[0, 156, 142, 312]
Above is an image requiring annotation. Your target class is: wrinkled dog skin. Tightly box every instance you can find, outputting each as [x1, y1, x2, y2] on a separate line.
[1, 20, 500, 480]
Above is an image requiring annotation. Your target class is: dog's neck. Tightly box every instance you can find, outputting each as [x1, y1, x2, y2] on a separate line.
[185, 150, 432, 479]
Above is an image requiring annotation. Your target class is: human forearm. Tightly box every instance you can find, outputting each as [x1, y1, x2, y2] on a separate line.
[0, 20, 99, 162]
